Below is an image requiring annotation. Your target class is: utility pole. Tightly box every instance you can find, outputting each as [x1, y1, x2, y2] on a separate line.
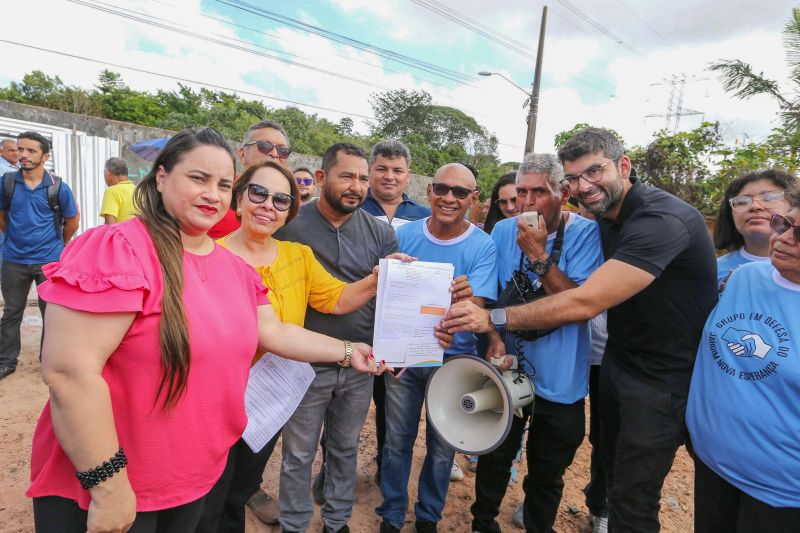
[525, 6, 547, 156]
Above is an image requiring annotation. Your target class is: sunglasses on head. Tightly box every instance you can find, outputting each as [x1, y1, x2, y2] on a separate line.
[295, 177, 314, 186]
[770, 213, 800, 241]
[431, 183, 473, 199]
[243, 140, 291, 160]
[246, 183, 294, 212]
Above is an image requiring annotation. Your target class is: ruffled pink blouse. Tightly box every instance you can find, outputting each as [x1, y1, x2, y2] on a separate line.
[27, 218, 268, 511]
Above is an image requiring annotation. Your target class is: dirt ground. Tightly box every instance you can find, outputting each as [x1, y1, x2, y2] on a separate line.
[0, 313, 694, 532]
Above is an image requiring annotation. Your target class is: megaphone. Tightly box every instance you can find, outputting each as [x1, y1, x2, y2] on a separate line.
[425, 355, 534, 455]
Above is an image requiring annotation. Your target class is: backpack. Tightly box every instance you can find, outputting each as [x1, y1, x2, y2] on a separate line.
[3, 171, 65, 240]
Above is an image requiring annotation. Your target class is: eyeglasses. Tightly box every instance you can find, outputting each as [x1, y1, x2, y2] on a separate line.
[770, 213, 800, 241]
[431, 183, 473, 199]
[496, 197, 517, 206]
[243, 140, 291, 160]
[564, 156, 622, 188]
[295, 177, 314, 186]
[729, 191, 786, 210]
[246, 183, 294, 212]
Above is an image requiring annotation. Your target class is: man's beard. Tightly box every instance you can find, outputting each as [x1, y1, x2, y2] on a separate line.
[324, 187, 362, 214]
[300, 192, 311, 201]
[579, 178, 623, 216]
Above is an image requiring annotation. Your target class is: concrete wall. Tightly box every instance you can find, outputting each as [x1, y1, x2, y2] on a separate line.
[0, 100, 433, 205]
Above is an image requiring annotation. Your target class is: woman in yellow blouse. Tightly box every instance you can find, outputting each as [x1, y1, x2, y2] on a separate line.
[200, 159, 389, 531]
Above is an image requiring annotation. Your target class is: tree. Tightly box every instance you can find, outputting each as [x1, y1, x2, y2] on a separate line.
[369, 89, 499, 175]
[710, 7, 800, 134]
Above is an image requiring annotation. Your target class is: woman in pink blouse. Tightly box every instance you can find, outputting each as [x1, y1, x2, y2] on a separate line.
[26, 128, 384, 533]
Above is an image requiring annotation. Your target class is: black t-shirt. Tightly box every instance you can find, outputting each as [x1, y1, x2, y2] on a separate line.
[599, 178, 718, 396]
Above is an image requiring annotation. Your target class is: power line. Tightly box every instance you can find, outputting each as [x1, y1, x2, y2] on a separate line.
[0, 39, 377, 120]
[217, 0, 476, 85]
[67, 0, 396, 91]
[611, 0, 673, 46]
[408, 0, 536, 60]
[554, 0, 643, 56]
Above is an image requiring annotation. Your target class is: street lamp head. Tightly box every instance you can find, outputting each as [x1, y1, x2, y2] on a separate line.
[478, 71, 493, 76]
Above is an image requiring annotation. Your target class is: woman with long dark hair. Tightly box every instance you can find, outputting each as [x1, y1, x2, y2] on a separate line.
[27, 128, 384, 532]
[483, 172, 518, 234]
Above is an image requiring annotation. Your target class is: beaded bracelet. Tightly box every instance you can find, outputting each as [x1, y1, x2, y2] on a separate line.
[75, 447, 128, 490]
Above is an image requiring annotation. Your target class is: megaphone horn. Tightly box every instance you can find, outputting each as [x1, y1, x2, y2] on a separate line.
[425, 355, 534, 455]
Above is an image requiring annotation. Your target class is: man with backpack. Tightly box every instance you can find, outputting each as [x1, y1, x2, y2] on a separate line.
[0, 131, 79, 380]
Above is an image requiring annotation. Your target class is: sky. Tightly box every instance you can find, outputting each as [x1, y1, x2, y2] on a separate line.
[1, 0, 797, 162]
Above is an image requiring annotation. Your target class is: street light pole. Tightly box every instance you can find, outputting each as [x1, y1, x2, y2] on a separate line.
[525, 6, 548, 156]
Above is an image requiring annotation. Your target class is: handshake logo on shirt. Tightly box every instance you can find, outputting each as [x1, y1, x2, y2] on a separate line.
[722, 328, 772, 359]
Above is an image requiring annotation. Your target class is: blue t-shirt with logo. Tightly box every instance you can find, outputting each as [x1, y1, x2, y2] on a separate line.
[687, 261, 800, 507]
[716, 247, 769, 287]
[362, 191, 431, 231]
[492, 213, 603, 404]
[396, 218, 497, 357]
[0, 170, 78, 264]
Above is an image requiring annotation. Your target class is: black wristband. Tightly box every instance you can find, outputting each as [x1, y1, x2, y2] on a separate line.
[75, 447, 128, 490]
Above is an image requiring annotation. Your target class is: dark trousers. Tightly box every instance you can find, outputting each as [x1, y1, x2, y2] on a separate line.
[599, 357, 688, 533]
[0, 261, 46, 369]
[471, 396, 585, 533]
[198, 433, 280, 533]
[33, 495, 207, 533]
[584, 364, 608, 517]
[373, 373, 386, 469]
[694, 456, 800, 533]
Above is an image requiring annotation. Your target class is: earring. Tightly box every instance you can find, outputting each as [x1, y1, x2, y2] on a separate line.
[236, 208, 242, 216]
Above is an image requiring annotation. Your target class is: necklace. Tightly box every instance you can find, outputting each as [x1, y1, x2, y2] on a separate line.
[188, 254, 210, 282]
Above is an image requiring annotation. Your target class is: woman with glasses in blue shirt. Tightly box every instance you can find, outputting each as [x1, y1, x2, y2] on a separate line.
[714, 169, 795, 290]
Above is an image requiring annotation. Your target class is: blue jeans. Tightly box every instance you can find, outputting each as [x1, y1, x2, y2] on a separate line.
[279, 365, 373, 532]
[377, 368, 455, 527]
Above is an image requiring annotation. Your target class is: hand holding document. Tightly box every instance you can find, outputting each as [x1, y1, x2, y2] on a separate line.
[373, 258, 454, 367]
[242, 353, 316, 453]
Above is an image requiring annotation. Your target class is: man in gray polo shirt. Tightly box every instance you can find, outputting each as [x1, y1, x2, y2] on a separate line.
[274, 142, 398, 533]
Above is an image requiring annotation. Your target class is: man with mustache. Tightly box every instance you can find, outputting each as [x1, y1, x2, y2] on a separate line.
[274, 143, 399, 533]
[444, 128, 717, 533]
[0, 131, 79, 380]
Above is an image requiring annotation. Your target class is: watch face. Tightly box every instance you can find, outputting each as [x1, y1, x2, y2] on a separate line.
[490, 308, 507, 326]
[532, 260, 549, 275]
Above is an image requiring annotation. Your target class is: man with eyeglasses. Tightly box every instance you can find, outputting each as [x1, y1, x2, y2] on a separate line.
[363, 139, 430, 230]
[208, 120, 292, 239]
[444, 127, 717, 533]
[293, 166, 317, 204]
[470, 154, 603, 533]
[376, 163, 497, 533]
[274, 143, 400, 533]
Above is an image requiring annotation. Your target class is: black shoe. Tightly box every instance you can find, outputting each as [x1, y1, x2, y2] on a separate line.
[415, 520, 438, 533]
[312, 469, 325, 505]
[323, 526, 349, 533]
[380, 522, 401, 533]
[0, 365, 15, 380]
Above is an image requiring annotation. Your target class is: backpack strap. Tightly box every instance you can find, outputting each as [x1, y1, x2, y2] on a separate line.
[46, 175, 64, 240]
[2, 171, 17, 207]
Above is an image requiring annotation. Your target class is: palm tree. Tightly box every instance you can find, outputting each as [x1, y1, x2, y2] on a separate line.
[710, 7, 800, 132]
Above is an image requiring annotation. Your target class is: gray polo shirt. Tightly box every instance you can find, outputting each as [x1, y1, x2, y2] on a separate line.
[274, 202, 398, 353]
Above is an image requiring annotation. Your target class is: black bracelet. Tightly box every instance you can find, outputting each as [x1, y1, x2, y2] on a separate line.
[75, 447, 128, 490]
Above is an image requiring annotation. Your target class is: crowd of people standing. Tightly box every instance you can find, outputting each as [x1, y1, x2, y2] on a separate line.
[0, 120, 797, 533]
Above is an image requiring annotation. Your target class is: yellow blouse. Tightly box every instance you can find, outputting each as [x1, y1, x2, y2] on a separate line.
[217, 237, 346, 326]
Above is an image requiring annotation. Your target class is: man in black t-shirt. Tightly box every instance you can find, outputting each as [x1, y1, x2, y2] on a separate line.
[443, 128, 717, 533]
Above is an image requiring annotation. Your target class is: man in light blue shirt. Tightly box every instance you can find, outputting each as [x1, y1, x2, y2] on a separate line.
[470, 154, 603, 533]
[0, 138, 20, 271]
[377, 163, 497, 533]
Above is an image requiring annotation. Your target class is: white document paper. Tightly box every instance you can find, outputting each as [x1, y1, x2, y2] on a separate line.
[373, 258, 454, 367]
[242, 353, 316, 453]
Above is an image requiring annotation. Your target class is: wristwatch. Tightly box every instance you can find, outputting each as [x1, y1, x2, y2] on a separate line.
[529, 257, 553, 276]
[338, 340, 353, 368]
[490, 308, 507, 328]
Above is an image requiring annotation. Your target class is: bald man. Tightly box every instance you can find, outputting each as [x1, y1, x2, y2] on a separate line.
[376, 163, 498, 533]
